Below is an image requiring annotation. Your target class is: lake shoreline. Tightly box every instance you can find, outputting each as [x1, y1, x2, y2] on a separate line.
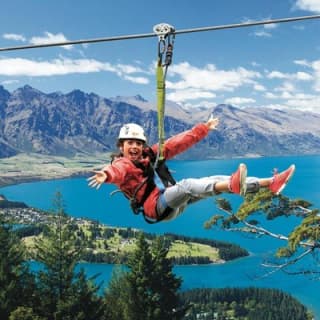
[0, 170, 88, 189]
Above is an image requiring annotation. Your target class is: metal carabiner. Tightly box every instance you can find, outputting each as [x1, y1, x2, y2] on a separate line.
[154, 23, 175, 62]
[158, 39, 166, 58]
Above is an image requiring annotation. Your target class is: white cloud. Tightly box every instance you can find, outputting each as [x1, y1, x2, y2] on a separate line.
[116, 64, 146, 75]
[246, 16, 278, 38]
[264, 23, 278, 30]
[167, 88, 216, 103]
[295, 0, 320, 13]
[0, 57, 149, 86]
[286, 96, 320, 111]
[30, 32, 73, 50]
[261, 99, 320, 113]
[0, 58, 105, 76]
[264, 87, 320, 112]
[3, 33, 26, 42]
[184, 100, 217, 109]
[167, 62, 261, 92]
[296, 71, 313, 80]
[251, 61, 261, 67]
[253, 83, 266, 91]
[267, 70, 313, 81]
[224, 97, 256, 105]
[254, 30, 272, 37]
[294, 59, 311, 67]
[114, 63, 149, 83]
[275, 82, 296, 93]
[264, 92, 278, 99]
[1, 79, 19, 85]
[295, 92, 316, 99]
[267, 71, 288, 79]
[123, 75, 149, 84]
[281, 91, 294, 99]
[293, 25, 305, 30]
[312, 60, 320, 91]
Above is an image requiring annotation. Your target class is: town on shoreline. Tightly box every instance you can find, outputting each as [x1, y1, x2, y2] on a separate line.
[0, 193, 250, 265]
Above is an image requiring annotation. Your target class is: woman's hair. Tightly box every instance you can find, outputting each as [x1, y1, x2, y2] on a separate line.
[110, 140, 123, 161]
[110, 139, 147, 162]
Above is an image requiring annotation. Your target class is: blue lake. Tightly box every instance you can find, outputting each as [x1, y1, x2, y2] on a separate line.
[1, 155, 320, 318]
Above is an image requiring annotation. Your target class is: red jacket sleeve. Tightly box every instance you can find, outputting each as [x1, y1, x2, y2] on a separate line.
[152, 123, 209, 160]
[102, 158, 131, 184]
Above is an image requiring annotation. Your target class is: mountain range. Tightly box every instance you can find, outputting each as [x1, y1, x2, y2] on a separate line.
[0, 85, 319, 160]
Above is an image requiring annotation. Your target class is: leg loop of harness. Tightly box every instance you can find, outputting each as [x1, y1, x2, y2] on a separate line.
[130, 198, 143, 215]
[154, 192, 174, 222]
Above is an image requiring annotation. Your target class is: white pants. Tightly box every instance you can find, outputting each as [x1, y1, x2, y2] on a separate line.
[156, 176, 259, 221]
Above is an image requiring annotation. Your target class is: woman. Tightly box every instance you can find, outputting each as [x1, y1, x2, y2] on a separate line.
[88, 118, 295, 223]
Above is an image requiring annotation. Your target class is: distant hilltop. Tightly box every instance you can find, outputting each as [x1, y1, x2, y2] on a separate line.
[0, 85, 320, 159]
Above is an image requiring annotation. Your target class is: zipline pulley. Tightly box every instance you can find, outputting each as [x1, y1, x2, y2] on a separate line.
[153, 23, 175, 40]
[153, 23, 175, 67]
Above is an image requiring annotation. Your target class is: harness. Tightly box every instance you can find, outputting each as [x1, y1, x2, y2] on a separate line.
[128, 147, 176, 224]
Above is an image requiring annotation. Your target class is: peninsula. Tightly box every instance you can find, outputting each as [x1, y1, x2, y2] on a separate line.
[0, 195, 249, 265]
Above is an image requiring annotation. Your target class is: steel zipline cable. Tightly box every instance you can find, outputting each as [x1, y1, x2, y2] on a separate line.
[0, 14, 320, 52]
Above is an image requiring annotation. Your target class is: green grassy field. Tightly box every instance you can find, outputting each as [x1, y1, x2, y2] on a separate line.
[21, 223, 223, 264]
[167, 240, 220, 261]
[0, 152, 111, 187]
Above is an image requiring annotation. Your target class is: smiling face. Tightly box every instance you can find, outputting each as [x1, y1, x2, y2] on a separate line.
[120, 139, 144, 161]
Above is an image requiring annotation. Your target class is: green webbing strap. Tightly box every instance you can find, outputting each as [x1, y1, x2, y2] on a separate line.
[157, 59, 165, 161]
[153, 23, 175, 165]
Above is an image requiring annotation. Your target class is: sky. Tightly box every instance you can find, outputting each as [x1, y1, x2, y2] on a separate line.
[0, 0, 320, 113]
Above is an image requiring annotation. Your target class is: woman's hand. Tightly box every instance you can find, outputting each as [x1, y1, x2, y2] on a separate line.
[206, 116, 219, 131]
[87, 170, 107, 189]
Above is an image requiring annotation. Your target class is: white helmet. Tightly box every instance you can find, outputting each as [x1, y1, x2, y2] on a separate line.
[118, 123, 147, 142]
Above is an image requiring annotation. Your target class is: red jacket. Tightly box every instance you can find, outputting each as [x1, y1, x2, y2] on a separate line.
[103, 123, 209, 219]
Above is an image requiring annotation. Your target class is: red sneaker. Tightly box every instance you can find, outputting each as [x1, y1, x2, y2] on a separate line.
[229, 163, 247, 196]
[269, 164, 295, 195]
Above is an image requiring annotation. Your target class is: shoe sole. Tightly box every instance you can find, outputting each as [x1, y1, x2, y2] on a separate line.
[239, 163, 247, 196]
[275, 164, 295, 195]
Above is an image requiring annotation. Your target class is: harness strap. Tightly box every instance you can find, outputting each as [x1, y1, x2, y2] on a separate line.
[129, 149, 176, 223]
[155, 159, 176, 187]
[129, 160, 156, 215]
[154, 23, 175, 165]
[156, 61, 165, 162]
[143, 193, 174, 224]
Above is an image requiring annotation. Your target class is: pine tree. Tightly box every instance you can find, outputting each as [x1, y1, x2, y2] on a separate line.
[0, 219, 37, 320]
[104, 266, 130, 320]
[123, 233, 186, 320]
[34, 191, 104, 320]
[125, 233, 154, 320]
[8, 306, 45, 320]
[150, 237, 186, 320]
